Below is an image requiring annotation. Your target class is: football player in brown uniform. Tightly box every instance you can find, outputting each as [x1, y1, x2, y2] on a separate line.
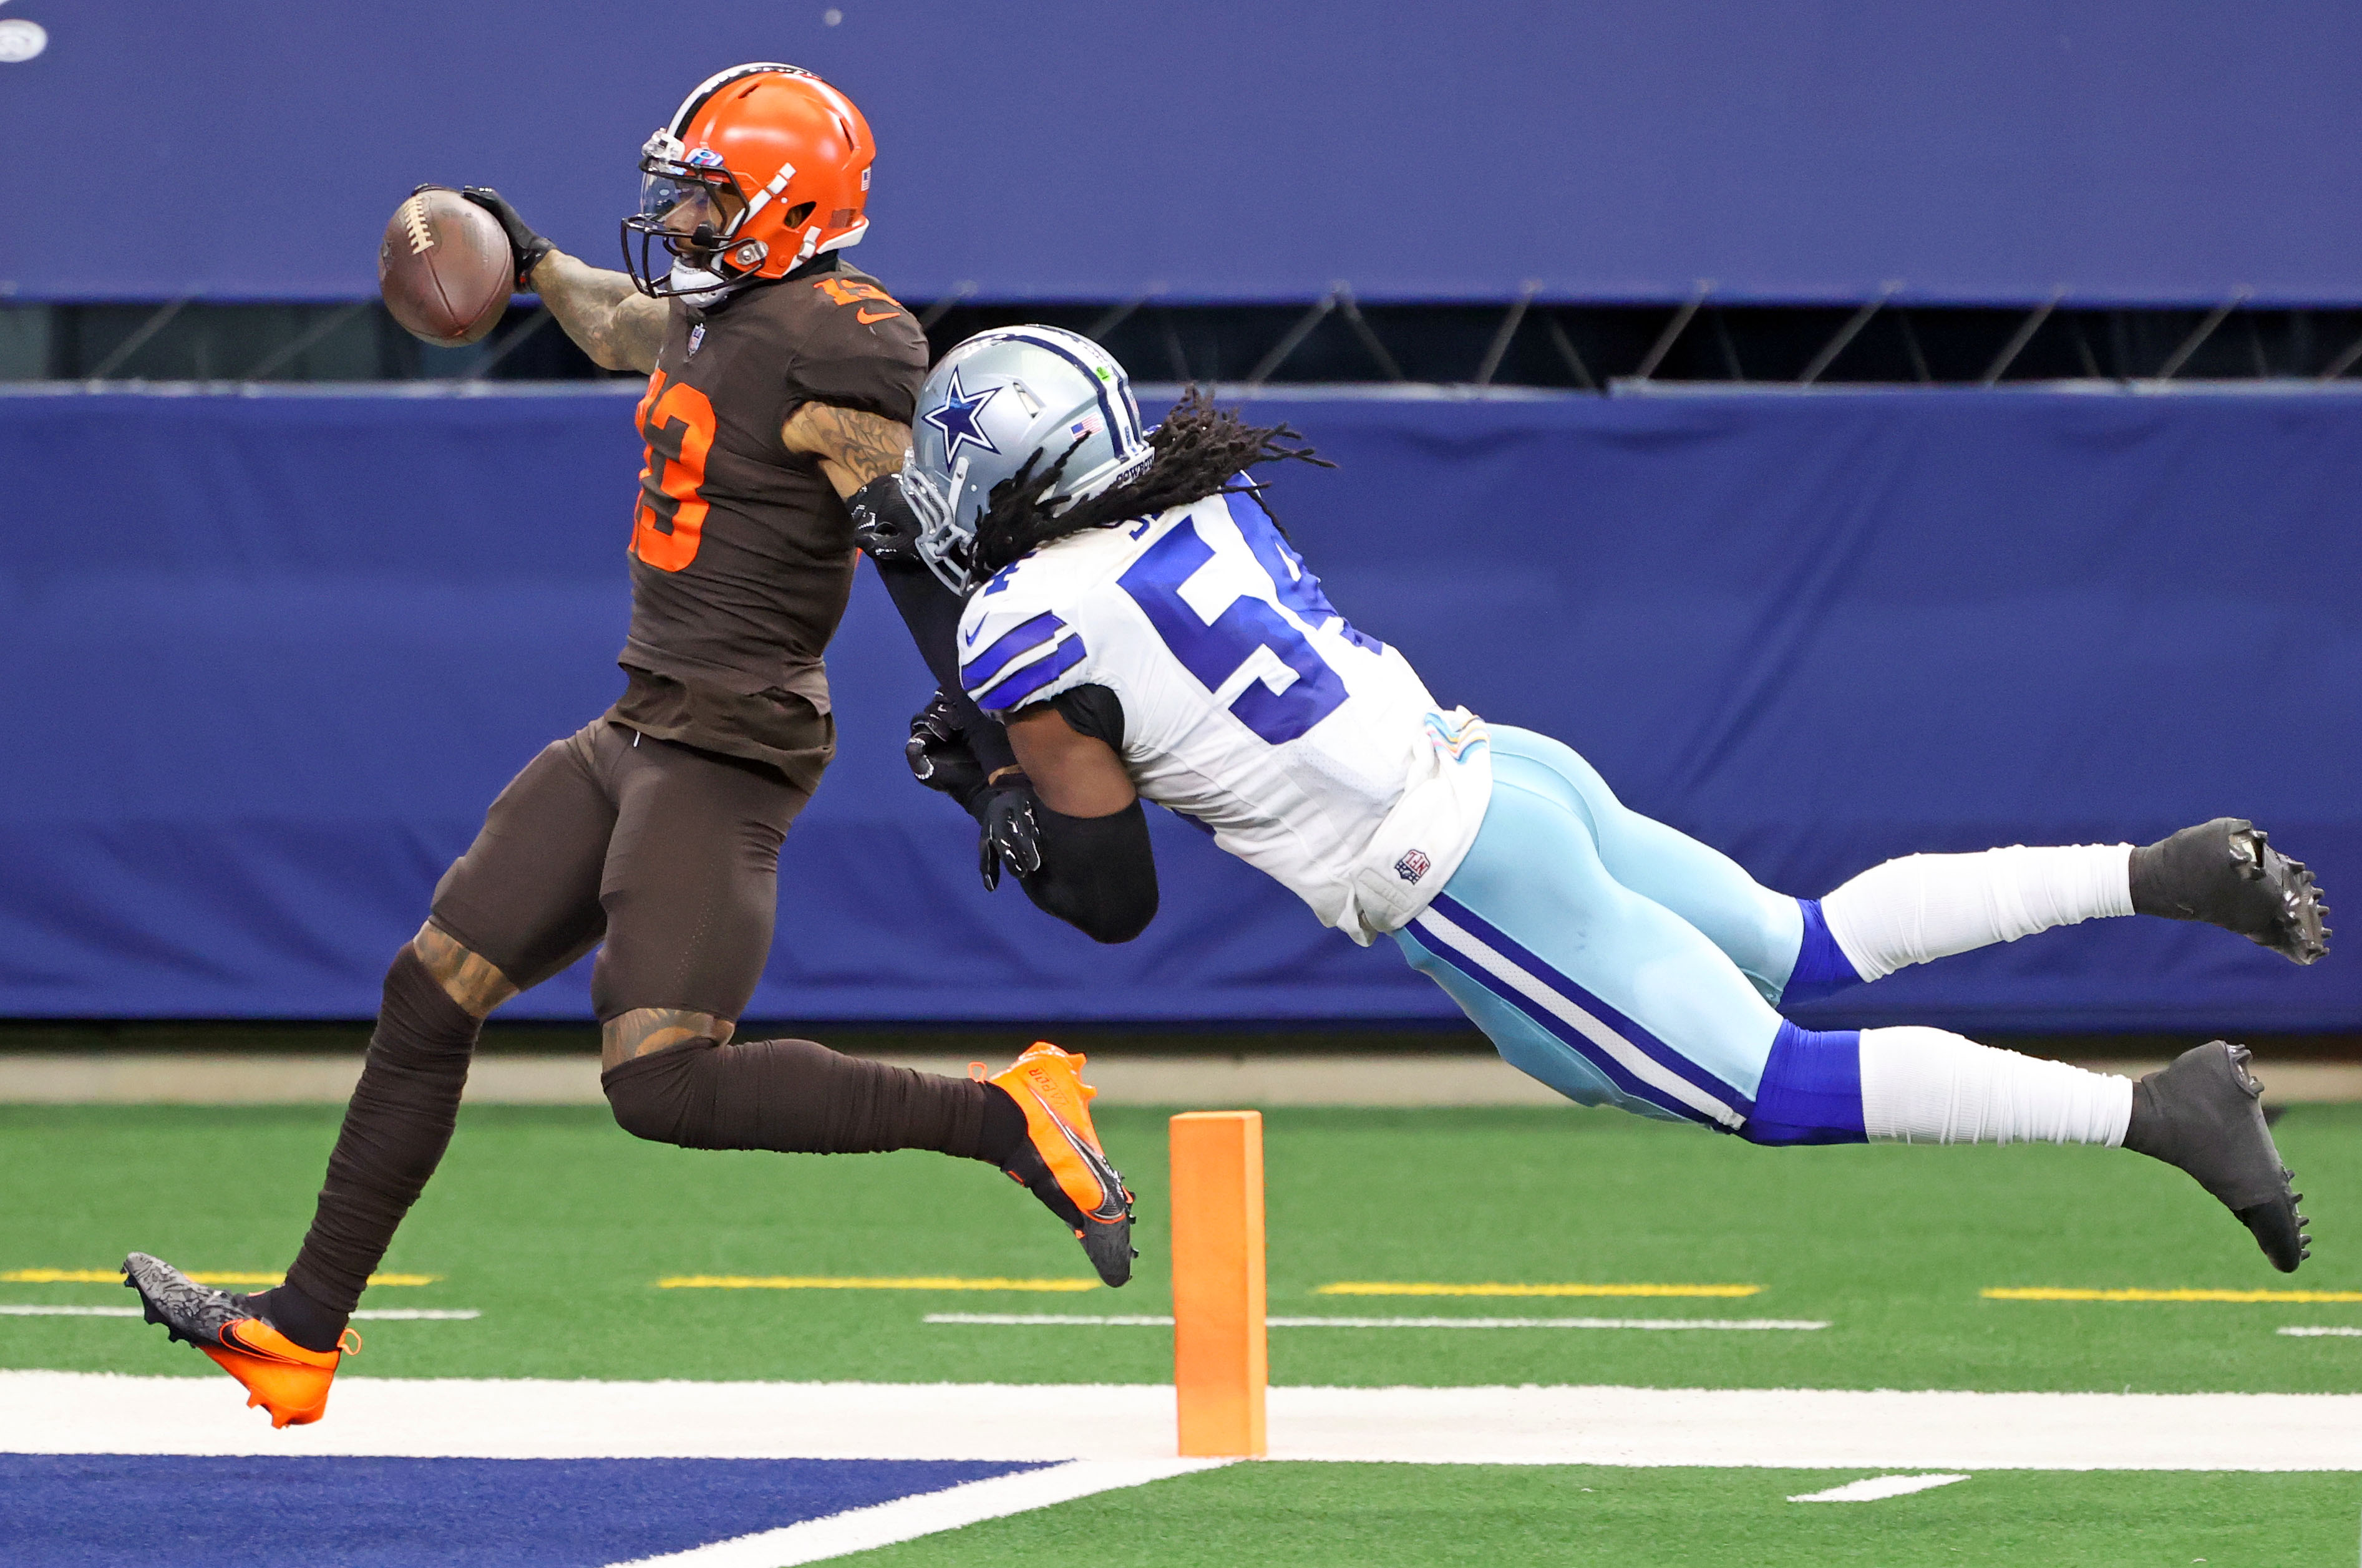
[121, 64, 1132, 1430]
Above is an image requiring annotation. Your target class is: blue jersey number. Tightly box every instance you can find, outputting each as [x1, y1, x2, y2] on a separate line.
[1119, 510, 1356, 745]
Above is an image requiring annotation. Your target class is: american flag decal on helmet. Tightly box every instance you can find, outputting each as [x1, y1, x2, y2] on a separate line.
[1394, 848, 1432, 884]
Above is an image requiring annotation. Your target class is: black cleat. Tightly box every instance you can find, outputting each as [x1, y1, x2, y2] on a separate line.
[2122, 1042, 2310, 1272]
[1003, 1140, 1138, 1289]
[2131, 818, 2330, 965]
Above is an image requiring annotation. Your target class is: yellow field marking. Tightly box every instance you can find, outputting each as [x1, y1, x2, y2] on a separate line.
[1, 1269, 439, 1287]
[1983, 1286, 2362, 1304]
[657, 1275, 1101, 1292]
[1317, 1281, 1762, 1299]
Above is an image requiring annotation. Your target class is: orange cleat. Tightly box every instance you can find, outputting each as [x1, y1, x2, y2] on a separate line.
[981, 1043, 1137, 1286]
[120, 1253, 357, 1428]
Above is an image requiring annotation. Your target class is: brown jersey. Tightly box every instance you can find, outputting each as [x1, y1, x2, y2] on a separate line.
[608, 256, 928, 785]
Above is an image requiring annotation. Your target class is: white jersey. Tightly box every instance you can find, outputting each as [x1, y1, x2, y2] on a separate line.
[956, 491, 1493, 944]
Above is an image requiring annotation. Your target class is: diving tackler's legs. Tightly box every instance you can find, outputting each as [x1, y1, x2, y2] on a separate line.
[1804, 817, 2330, 996]
[1394, 737, 2138, 1151]
[1819, 844, 2134, 985]
[1471, 728, 1810, 1005]
[1464, 729, 2143, 1007]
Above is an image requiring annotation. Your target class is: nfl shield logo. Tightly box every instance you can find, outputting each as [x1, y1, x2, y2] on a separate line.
[1394, 848, 1432, 884]
[687, 324, 705, 357]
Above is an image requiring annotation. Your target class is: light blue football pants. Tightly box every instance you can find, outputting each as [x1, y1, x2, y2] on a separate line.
[1394, 727, 1859, 1139]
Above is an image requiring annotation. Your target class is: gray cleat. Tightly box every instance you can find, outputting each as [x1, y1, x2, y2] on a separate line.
[2131, 818, 2330, 965]
[121, 1252, 251, 1348]
[2122, 1042, 2310, 1272]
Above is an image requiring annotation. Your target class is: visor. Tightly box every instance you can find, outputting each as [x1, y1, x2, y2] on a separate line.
[638, 168, 726, 233]
[621, 131, 761, 301]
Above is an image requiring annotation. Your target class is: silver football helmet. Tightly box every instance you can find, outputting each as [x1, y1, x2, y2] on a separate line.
[902, 326, 1153, 592]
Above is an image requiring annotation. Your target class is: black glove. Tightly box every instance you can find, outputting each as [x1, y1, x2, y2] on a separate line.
[455, 186, 556, 291]
[905, 690, 990, 809]
[848, 472, 925, 564]
[978, 784, 1044, 892]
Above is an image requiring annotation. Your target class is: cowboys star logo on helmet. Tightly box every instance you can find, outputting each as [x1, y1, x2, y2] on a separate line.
[900, 327, 1153, 593]
[922, 368, 1003, 461]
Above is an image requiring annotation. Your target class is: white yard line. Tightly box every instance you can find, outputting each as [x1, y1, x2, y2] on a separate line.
[0, 1305, 477, 1320]
[929, 1314, 1179, 1327]
[6, 1373, 2360, 1470]
[602, 1459, 1228, 1567]
[2277, 1325, 2362, 1337]
[1789, 1473, 1970, 1502]
[15, 1053, 2355, 1107]
[923, 1313, 1827, 1331]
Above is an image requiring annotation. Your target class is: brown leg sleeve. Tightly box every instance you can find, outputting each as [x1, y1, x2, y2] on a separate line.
[601, 1036, 1013, 1161]
[282, 946, 481, 1319]
[276, 724, 621, 1338]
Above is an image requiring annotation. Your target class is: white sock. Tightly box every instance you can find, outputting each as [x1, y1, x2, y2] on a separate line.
[1858, 1025, 2132, 1146]
[1820, 844, 2134, 981]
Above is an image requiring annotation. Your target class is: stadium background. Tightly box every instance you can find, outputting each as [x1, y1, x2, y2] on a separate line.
[6, 6, 2362, 1566]
[1, 0, 2355, 1040]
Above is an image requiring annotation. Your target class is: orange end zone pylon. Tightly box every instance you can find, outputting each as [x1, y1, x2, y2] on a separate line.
[1169, 1110, 1267, 1457]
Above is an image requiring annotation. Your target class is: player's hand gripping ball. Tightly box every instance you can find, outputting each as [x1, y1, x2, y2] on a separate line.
[378, 187, 515, 347]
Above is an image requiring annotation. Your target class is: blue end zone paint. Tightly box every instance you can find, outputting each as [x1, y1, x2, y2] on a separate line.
[1742, 1022, 1867, 1146]
[0, 1454, 1045, 1568]
[1779, 899, 1863, 1005]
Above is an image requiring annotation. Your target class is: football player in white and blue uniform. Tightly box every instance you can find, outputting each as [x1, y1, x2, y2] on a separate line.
[853, 326, 2328, 1272]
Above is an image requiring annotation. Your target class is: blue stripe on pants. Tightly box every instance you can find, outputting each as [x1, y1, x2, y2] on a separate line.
[1392, 727, 1797, 1131]
[1421, 891, 1756, 1123]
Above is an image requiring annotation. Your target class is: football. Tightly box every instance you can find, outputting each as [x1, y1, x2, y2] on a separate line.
[378, 187, 514, 347]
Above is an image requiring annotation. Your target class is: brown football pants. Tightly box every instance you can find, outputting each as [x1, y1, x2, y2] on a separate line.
[430, 717, 810, 1020]
[279, 717, 1007, 1326]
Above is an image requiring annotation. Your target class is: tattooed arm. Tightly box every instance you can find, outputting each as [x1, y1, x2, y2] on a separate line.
[780, 402, 912, 498]
[527, 249, 669, 374]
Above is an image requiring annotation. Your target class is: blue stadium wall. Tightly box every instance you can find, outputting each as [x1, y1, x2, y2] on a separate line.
[2, 1, 2358, 306]
[5, 384, 2355, 1031]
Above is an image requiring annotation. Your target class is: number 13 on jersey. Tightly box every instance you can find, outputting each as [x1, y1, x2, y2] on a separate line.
[633, 371, 716, 572]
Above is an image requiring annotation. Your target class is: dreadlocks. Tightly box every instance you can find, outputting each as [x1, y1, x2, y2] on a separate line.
[970, 387, 1334, 578]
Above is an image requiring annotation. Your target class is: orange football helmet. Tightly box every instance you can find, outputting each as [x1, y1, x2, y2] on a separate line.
[623, 64, 876, 301]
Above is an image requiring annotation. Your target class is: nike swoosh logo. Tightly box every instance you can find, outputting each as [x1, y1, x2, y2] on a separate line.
[963, 622, 983, 646]
[1026, 1088, 1130, 1222]
[856, 307, 899, 324]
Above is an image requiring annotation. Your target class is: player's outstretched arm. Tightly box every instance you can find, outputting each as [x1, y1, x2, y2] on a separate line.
[997, 705, 1158, 944]
[455, 188, 666, 373]
[525, 249, 668, 372]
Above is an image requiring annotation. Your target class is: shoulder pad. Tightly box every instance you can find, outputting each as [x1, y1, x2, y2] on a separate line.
[958, 568, 1092, 714]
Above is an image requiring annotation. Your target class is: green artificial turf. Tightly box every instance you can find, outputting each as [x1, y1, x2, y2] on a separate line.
[2, 1101, 2360, 1393]
[847, 1463, 2362, 1567]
